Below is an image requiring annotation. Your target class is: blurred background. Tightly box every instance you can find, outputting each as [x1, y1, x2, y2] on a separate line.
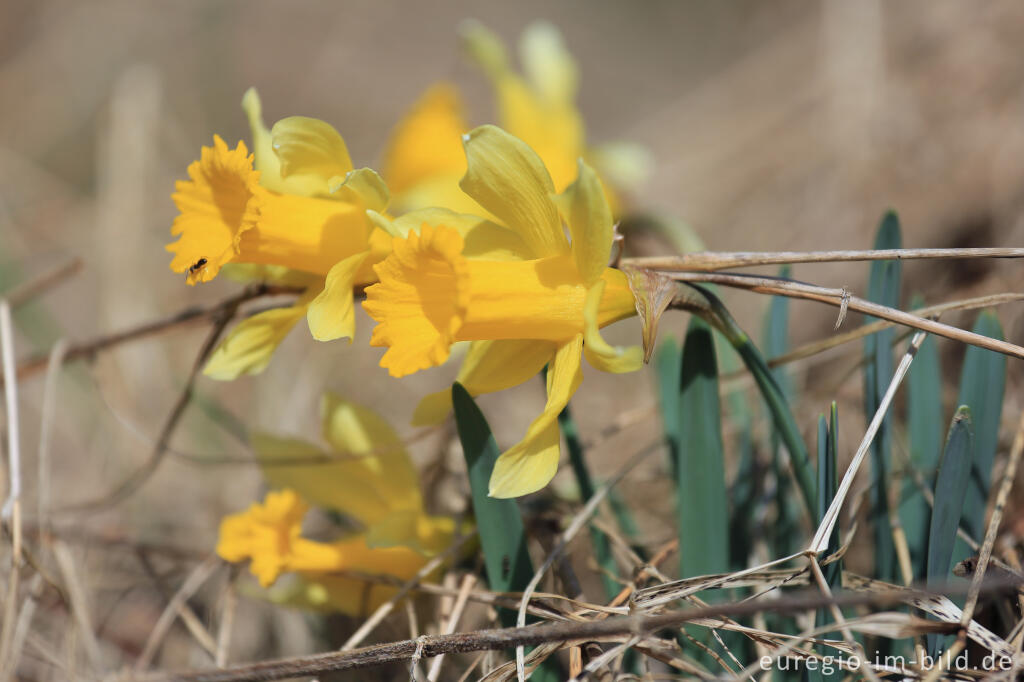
[2, 0, 1024, 676]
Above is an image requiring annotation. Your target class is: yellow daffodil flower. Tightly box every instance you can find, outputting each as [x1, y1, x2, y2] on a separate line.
[168, 89, 391, 380]
[217, 394, 462, 614]
[381, 22, 649, 218]
[364, 125, 642, 498]
[462, 21, 651, 208]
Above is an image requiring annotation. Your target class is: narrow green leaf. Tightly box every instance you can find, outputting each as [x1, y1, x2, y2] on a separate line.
[957, 311, 1006, 543]
[717, 327, 757, 569]
[764, 266, 800, 556]
[925, 406, 975, 658]
[673, 318, 729, 580]
[903, 319, 942, 577]
[452, 383, 534, 628]
[687, 284, 815, 517]
[558, 402, 618, 601]
[863, 210, 902, 583]
[811, 406, 843, 680]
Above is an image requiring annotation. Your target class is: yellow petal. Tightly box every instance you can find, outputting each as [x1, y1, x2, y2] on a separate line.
[389, 172, 487, 216]
[370, 207, 530, 261]
[488, 416, 562, 499]
[216, 489, 309, 587]
[363, 225, 470, 377]
[460, 20, 509, 81]
[582, 279, 643, 374]
[411, 339, 555, 426]
[269, 116, 354, 195]
[382, 84, 468, 197]
[557, 159, 614, 286]
[203, 300, 310, 380]
[320, 393, 422, 514]
[255, 434, 416, 527]
[220, 263, 323, 289]
[306, 251, 369, 341]
[168, 136, 265, 284]
[585, 142, 652, 194]
[329, 167, 390, 213]
[240, 88, 283, 188]
[460, 125, 567, 258]
[519, 21, 578, 107]
[488, 334, 583, 497]
[364, 511, 457, 555]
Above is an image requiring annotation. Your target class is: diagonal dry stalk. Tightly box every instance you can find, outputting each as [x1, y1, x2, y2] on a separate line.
[664, 271, 1024, 359]
[622, 246, 1024, 271]
[960, 411, 1024, 626]
[52, 293, 245, 514]
[119, 580, 1023, 682]
[2, 283, 302, 386]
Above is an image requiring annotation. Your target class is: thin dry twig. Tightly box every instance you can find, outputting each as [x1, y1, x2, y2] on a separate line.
[55, 292, 246, 514]
[515, 440, 663, 681]
[3, 283, 300, 385]
[426, 573, 476, 682]
[0, 301, 23, 677]
[135, 556, 220, 671]
[622, 246, 1024, 271]
[760, 291, 1024, 372]
[340, 530, 477, 651]
[961, 411, 1024, 626]
[810, 332, 928, 553]
[3, 258, 83, 308]
[123, 583, 1011, 682]
[53, 540, 103, 672]
[666, 271, 1024, 360]
[215, 572, 237, 668]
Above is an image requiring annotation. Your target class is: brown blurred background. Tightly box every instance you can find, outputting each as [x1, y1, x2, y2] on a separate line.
[2, 0, 1023, 676]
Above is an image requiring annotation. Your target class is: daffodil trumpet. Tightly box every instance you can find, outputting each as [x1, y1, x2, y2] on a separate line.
[167, 89, 391, 379]
[364, 125, 642, 498]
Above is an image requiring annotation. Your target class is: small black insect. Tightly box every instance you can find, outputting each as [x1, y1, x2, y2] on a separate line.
[187, 257, 208, 280]
[501, 554, 511, 580]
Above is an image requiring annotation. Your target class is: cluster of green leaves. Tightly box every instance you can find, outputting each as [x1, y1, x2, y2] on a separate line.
[450, 211, 1010, 674]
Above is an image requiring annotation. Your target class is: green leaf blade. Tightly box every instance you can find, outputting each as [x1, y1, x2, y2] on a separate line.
[452, 382, 534, 627]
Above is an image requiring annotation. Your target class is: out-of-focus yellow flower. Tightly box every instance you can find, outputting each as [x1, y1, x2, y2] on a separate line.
[218, 394, 462, 614]
[217, 490, 428, 600]
[381, 22, 649, 218]
[462, 21, 651, 209]
[364, 126, 641, 498]
[169, 89, 392, 380]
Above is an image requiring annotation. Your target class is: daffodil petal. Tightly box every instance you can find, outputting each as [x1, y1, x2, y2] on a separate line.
[240, 87, 283, 187]
[220, 263, 323, 289]
[460, 125, 567, 258]
[382, 84, 467, 197]
[254, 432, 415, 526]
[585, 142, 652, 193]
[269, 116, 353, 195]
[369, 207, 530, 261]
[411, 339, 556, 426]
[320, 393, 422, 514]
[488, 418, 561, 499]
[460, 20, 509, 80]
[583, 280, 643, 374]
[557, 158, 614, 286]
[519, 21, 578, 106]
[306, 251, 369, 342]
[203, 301, 310, 380]
[329, 168, 390, 213]
[488, 334, 583, 497]
[365, 511, 457, 555]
